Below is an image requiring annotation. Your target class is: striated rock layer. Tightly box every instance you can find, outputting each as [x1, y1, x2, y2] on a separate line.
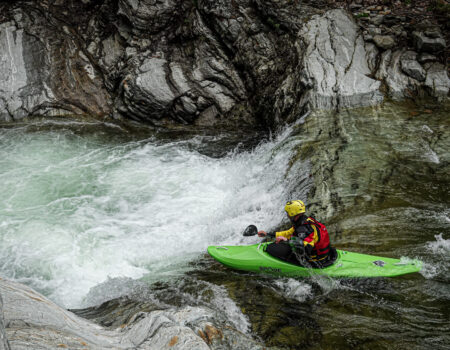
[0, 1, 448, 127]
[0, 278, 264, 350]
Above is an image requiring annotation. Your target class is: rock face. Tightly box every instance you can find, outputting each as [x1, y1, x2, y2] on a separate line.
[298, 10, 383, 110]
[376, 48, 449, 100]
[0, 278, 263, 350]
[0, 9, 111, 122]
[0, 1, 448, 126]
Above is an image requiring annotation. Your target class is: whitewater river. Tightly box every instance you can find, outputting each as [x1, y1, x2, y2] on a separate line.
[0, 102, 449, 349]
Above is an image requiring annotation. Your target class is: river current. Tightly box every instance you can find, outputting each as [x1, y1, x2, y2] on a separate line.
[0, 102, 449, 349]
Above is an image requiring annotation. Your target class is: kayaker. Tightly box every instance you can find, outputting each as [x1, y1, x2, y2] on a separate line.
[257, 200, 336, 267]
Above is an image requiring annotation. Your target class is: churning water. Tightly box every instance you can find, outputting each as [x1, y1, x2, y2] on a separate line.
[0, 119, 307, 308]
[1, 103, 449, 349]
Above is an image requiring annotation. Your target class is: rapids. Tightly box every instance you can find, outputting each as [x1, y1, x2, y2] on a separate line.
[1, 101, 449, 349]
[0, 119, 306, 308]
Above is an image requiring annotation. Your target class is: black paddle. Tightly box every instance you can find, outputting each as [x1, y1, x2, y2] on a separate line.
[243, 225, 258, 236]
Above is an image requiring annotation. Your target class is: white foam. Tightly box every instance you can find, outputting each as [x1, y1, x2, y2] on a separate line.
[205, 282, 251, 333]
[426, 233, 450, 255]
[274, 278, 313, 302]
[421, 125, 433, 134]
[420, 234, 450, 279]
[0, 125, 306, 308]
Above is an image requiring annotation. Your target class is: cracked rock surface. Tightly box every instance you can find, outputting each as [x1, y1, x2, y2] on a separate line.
[298, 9, 384, 110]
[0, 1, 448, 126]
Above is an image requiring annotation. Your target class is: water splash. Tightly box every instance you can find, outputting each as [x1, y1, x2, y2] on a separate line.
[0, 122, 306, 308]
[420, 234, 450, 279]
[274, 278, 312, 302]
[427, 233, 450, 255]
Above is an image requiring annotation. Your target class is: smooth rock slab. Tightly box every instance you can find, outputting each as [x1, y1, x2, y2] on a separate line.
[0, 279, 210, 350]
[299, 9, 383, 110]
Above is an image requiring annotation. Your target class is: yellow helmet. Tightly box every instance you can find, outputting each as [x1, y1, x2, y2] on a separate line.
[285, 200, 306, 217]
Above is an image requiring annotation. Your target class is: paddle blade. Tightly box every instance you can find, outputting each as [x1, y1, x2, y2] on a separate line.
[243, 225, 258, 236]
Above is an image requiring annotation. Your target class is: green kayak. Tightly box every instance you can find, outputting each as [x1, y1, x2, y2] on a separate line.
[207, 243, 422, 278]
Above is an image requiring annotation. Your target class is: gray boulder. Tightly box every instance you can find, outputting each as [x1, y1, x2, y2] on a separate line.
[400, 51, 426, 82]
[373, 35, 396, 50]
[412, 31, 446, 53]
[424, 63, 450, 99]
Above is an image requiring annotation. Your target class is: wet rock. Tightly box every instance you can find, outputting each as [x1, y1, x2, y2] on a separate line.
[424, 27, 442, 39]
[400, 51, 426, 82]
[197, 324, 223, 345]
[367, 26, 382, 36]
[424, 63, 450, 99]
[412, 31, 446, 53]
[376, 49, 420, 100]
[373, 35, 396, 50]
[0, 278, 265, 350]
[418, 53, 437, 64]
[299, 9, 383, 110]
[100, 34, 124, 69]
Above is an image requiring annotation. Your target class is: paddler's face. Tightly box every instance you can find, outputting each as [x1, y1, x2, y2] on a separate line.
[288, 213, 302, 223]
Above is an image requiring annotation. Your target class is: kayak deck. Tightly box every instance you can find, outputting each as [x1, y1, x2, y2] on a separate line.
[207, 243, 422, 278]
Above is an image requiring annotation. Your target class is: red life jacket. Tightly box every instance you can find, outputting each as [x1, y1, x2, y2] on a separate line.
[305, 217, 331, 260]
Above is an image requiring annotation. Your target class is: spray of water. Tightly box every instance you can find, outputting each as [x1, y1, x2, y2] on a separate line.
[0, 122, 307, 308]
